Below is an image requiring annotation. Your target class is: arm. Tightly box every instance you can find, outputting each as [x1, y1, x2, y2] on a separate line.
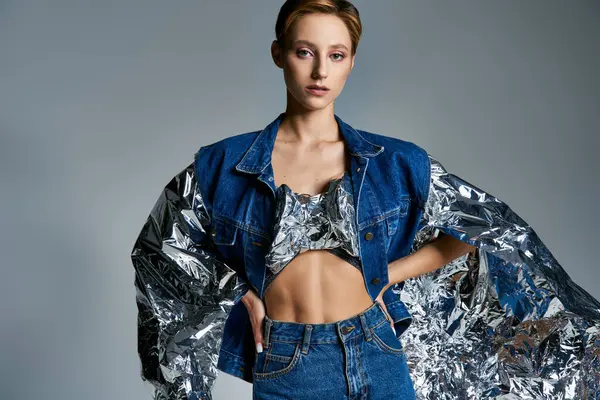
[385, 233, 475, 291]
[130, 160, 249, 400]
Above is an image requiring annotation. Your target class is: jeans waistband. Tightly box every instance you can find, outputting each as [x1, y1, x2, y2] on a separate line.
[262, 301, 390, 349]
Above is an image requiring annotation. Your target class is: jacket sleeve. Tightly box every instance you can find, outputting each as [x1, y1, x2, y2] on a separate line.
[406, 153, 600, 398]
[130, 160, 250, 400]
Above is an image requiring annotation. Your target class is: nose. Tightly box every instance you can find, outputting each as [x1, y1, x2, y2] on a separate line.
[312, 55, 329, 80]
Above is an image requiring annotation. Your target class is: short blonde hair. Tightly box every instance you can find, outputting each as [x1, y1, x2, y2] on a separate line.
[275, 0, 362, 55]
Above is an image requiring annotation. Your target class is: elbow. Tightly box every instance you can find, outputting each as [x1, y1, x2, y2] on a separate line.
[435, 234, 476, 263]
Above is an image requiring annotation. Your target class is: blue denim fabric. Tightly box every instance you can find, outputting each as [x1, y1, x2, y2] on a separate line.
[252, 301, 417, 399]
[194, 112, 430, 383]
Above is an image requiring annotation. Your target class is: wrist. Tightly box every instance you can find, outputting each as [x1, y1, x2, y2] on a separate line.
[241, 289, 256, 308]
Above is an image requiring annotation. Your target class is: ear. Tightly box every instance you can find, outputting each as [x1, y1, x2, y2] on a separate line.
[351, 54, 355, 70]
[271, 40, 283, 69]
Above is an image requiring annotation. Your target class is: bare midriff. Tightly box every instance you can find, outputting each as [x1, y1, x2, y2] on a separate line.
[266, 123, 383, 324]
[263, 250, 375, 323]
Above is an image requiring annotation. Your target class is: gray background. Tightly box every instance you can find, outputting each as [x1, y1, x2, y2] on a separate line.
[0, 1, 597, 399]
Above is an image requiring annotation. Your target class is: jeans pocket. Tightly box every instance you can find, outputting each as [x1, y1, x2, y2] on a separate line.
[369, 320, 406, 357]
[253, 340, 302, 381]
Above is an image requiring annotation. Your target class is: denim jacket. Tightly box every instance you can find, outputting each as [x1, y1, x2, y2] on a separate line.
[131, 112, 600, 400]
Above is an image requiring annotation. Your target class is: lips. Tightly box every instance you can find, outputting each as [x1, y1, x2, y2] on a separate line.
[305, 87, 329, 97]
[306, 85, 329, 90]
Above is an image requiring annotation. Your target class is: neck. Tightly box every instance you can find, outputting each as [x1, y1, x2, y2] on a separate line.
[280, 103, 340, 144]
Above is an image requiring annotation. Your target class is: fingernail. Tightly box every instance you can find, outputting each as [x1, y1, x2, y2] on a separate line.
[256, 343, 263, 353]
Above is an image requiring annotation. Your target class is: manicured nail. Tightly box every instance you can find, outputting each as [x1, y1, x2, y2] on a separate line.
[256, 343, 263, 353]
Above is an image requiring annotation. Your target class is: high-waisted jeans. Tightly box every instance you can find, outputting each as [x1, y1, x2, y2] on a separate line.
[252, 301, 417, 399]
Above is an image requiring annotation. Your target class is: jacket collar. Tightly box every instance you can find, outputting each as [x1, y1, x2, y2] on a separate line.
[235, 112, 384, 174]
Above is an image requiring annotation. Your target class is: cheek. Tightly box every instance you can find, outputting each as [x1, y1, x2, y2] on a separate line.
[282, 69, 298, 92]
[282, 67, 308, 94]
[338, 69, 351, 83]
[331, 73, 350, 91]
[284, 62, 305, 81]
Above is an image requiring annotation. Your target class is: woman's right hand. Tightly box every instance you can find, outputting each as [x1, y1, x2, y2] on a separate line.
[241, 289, 267, 353]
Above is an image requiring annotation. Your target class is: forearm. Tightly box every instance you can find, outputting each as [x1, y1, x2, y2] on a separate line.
[386, 233, 476, 289]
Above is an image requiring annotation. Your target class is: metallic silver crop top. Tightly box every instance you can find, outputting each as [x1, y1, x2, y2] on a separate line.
[263, 171, 362, 291]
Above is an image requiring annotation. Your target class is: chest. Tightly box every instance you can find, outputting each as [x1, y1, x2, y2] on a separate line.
[270, 138, 350, 197]
[208, 155, 418, 289]
[196, 140, 428, 302]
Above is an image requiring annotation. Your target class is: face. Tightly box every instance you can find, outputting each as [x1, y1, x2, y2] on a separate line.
[271, 13, 356, 111]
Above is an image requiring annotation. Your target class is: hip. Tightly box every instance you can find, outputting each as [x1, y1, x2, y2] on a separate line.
[252, 301, 416, 400]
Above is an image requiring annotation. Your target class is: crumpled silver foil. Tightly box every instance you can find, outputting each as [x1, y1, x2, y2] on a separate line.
[131, 162, 247, 400]
[131, 154, 600, 400]
[398, 154, 600, 399]
[265, 172, 361, 289]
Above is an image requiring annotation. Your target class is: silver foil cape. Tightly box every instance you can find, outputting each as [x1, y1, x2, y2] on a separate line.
[131, 154, 600, 399]
[131, 162, 248, 400]
[399, 155, 600, 399]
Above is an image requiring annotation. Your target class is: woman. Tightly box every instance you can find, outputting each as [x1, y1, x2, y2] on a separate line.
[131, 1, 600, 399]
[238, 2, 476, 398]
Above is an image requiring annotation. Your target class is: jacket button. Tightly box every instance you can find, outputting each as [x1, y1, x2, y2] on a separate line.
[371, 277, 381, 285]
[364, 232, 373, 240]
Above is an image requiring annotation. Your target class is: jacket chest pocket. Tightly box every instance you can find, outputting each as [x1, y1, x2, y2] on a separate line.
[384, 198, 410, 236]
[383, 198, 420, 260]
[210, 215, 271, 289]
[210, 217, 242, 265]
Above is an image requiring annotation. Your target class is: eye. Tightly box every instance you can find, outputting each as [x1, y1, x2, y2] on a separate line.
[296, 49, 345, 61]
[297, 49, 311, 57]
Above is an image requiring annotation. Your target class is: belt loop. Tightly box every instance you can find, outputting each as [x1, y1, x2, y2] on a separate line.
[263, 317, 272, 349]
[301, 325, 312, 354]
[359, 313, 372, 342]
[377, 301, 387, 320]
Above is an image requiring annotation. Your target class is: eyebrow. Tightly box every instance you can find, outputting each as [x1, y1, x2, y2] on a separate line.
[293, 40, 349, 51]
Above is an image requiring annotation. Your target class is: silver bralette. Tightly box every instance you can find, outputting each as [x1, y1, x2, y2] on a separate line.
[263, 172, 362, 290]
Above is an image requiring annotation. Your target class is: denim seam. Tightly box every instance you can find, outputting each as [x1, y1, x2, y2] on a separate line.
[219, 348, 247, 363]
[212, 213, 271, 240]
[356, 340, 369, 398]
[358, 200, 410, 230]
[370, 326, 405, 355]
[253, 344, 302, 381]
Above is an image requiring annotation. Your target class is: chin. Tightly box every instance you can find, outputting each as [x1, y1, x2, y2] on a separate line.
[290, 93, 326, 109]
